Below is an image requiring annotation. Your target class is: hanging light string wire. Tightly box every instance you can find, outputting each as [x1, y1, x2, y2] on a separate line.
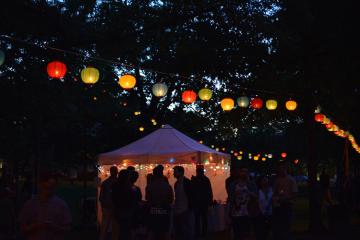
[0, 34, 289, 96]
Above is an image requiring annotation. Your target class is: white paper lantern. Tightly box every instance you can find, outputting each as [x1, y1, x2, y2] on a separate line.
[237, 96, 250, 108]
[152, 83, 168, 97]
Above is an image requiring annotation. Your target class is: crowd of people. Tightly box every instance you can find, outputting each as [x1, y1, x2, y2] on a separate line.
[99, 161, 298, 240]
[99, 164, 213, 240]
[1, 161, 359, 240]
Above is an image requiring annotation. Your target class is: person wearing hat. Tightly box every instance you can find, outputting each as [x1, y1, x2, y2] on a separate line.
[191, 165, 213, 239]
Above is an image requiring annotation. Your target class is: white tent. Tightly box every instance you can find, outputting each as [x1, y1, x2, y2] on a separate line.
[98, 124, 230, 166]
[97, 125, 230, 229]
[97, 125, 231, 203]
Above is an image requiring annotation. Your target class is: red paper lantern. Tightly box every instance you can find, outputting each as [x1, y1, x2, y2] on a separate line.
[314, 113, 324, 122]
[182, 90, 197, 104]
[47, 61, 67, 79]
[326, 122, 333, 129]
[281, 152, 287, 158]
[251, 97, 263, 109]
[294, 159, 299, 165]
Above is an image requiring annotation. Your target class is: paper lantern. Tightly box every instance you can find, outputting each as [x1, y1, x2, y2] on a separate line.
[326, 122, 333, 129]
[47, 61, 67, 79]
[152, 83, 168, 97]
[314, 113, 324, 122]
[119, 74, 136, 90]
[251, 98, 263, 109]
[237, 96, 250, 108]
[266, 99, 277, 110]
[294, 159, 299, 165]
[198, 88, 213, 101]
[221, 98, 235, 111]
[261, 157, 266, 162]
[0, 50, 5, 66]
[237, 156, 242, 160]
[322, 117, 330, 125]
[254, 156, 259, 161]
[338, 130, 345, 138]
[81, 67, 100, 84]
[281, 152, 287, 158]
[286, 100, 297, 111]
[182, 90, 197, 104]
[139, 127, 144, 132]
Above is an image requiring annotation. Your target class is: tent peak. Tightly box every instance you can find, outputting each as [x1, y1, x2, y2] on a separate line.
[161, 124, 173, 129]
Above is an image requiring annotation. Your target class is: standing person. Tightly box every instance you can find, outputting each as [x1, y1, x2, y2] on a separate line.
[191, 165, 213, 239]
[173, 166, 192, 240]
[129, 170, 142, 237]
[146, 165, 173, 240]
[254, 176, 273, 240]
[228, 167, 256, 240]
[226, 168, 236, 199]
[19, 171, 71, 240]
[99, 166, 118, 240]
[129, 171, 142, 203]
[112, 169, 137, 240]
[272, 162, 298, 240]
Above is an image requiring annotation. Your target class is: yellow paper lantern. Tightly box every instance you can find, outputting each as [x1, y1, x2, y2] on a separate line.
[139, 127, 144, 132]
[119, 74, 136, 90]
[220, 98, 234, 111]
[286, 100, 297, 111]
[266, 99, 278, 110]
[81, 67, 100, 84]
[322, 117, 331, 125]
[198, 88, 213, 101]
[254, 156, 259, 161]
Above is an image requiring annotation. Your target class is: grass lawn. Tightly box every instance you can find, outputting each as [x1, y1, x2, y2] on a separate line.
[55, 181, 360, 240]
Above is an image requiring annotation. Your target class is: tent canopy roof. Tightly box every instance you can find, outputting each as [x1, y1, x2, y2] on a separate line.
[98, 125, 230, 165]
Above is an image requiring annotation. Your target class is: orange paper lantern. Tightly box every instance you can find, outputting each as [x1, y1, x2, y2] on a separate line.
[220, 98, 235, 111]
[286, 100, 297, 111]
[119, 74, 136, 90]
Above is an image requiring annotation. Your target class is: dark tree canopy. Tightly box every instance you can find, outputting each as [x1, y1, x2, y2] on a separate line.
[0, 0, 359, 172]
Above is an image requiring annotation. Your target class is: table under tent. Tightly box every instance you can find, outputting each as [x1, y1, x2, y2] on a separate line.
[97, 124, 231, 228]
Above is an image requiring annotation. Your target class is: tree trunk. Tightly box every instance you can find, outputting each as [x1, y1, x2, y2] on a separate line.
[304, 97, 323, 233]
